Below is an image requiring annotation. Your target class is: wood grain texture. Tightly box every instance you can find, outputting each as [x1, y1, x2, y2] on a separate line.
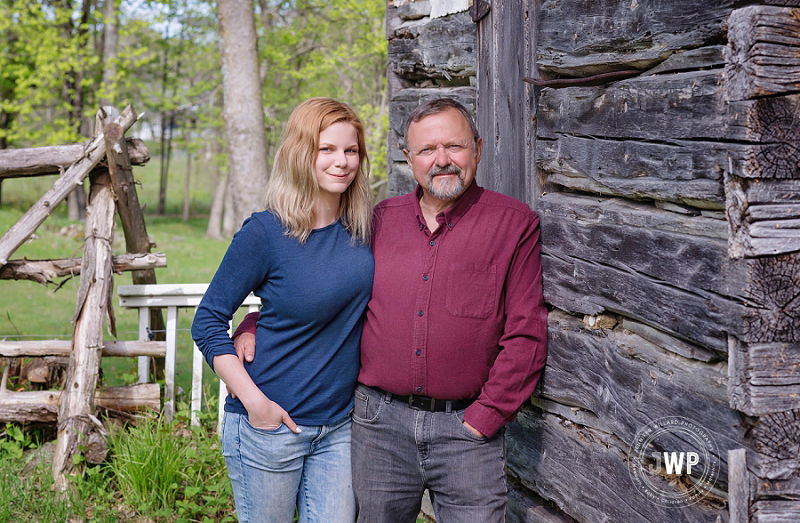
[539, 192, 746, 352]
[541, 311, 743, 488]
[742, 253, 800, 344]
[536, 0, 736, 76]
[725, 6, 800, 102]
[752, 410, 800, 480]
[506, 405, 728, 523]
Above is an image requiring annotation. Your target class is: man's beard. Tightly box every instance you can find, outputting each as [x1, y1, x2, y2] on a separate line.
[426, 164, 464, 200]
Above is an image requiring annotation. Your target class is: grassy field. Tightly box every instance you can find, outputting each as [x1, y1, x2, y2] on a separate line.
[0, 146, 238, 405]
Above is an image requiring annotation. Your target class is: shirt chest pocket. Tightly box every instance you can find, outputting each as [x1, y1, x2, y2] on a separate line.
[445, 264, 497, 319]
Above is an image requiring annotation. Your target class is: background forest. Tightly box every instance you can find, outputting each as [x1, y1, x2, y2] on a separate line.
[1, 0, 388, 230]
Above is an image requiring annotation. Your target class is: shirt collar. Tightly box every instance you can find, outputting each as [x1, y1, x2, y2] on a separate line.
[413, 180, 482, 231]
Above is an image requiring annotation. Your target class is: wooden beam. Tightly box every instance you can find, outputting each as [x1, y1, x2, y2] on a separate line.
[0, 384, 161, 423]
[0, 252, 166, 286]
[0, 104, 138, 265]
[728, 449, 750, 523]
[725, 6, 800, 102]
[0, 340, 166, 358]
[0, 138, 149, 180]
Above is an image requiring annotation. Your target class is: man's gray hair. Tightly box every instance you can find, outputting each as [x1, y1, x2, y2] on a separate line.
[403, 98, 480, 147]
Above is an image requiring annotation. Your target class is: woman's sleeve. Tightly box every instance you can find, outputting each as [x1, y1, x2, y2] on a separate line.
[191, 215, 270, 370]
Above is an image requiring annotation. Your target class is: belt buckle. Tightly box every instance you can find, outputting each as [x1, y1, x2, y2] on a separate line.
[408, 395, 435, 411]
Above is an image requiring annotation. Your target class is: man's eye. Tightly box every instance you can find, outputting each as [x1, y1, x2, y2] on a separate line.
[419, 148, 433, 155]
[448, 144, 464, 152]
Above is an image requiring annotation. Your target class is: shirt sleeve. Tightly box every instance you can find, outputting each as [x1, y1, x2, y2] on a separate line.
[231, 311, 259, 340]
[463, 211, 548, 438]
[191, 215, 270, 370]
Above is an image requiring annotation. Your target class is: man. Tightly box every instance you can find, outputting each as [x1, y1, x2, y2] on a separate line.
[233, 98, 547, 522]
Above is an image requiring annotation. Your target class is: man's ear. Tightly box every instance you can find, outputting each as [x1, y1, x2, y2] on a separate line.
[474, 137, 483, 164]
[402, 148, 412, 164]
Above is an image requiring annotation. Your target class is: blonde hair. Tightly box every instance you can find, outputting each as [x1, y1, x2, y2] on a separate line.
[265, 98, 372, 244]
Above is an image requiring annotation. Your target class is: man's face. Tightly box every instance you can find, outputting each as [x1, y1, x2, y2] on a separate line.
[404, 108, 482, 203]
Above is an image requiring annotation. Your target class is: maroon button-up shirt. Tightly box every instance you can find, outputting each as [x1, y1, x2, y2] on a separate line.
[359, 182, 547, 437]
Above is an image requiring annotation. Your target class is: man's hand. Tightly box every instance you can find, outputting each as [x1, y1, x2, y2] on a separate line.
[234, 332, 255, 363]
[227, 332, 256, 398]
[463, 421, 485, 438]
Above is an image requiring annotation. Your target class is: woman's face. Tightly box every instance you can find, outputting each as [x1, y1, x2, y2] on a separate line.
[314, 122, 360, 202]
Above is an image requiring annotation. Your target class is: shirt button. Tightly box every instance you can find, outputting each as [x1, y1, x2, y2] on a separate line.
[415, 350, 421, 356]
[422, 275, 428, 281]
[448, 223, 453, 228]
[429, 240, 435, 246]
[417, 387, 422, 392]
[417, 310, 424, 316]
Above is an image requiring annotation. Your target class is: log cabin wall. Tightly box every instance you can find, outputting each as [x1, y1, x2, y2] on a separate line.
[386, 1, 799, 521]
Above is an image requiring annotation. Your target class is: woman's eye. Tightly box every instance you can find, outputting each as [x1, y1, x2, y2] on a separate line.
[346, 148, 358, 154]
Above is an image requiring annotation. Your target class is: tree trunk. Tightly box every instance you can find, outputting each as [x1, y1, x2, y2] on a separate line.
[182, 126, 192, 222]
[216, 0, 269, 229]
[100, 0, 118, 104]
[205, 136, 226, 239]
[222, 174, 236, 237]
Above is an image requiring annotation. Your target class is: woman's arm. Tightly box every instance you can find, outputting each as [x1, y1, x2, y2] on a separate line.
[212, 354, 300, 432]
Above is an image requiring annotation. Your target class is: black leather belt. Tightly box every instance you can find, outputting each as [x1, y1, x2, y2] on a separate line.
[388, 392, 473, 412]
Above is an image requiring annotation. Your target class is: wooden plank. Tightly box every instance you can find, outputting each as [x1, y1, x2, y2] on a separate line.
[0, 137, 149, 179]
[728, 449, 750, 523]
[536, 0, 737, 76]
[537, 135, 726, 207]
[389, 11, 476, 84]
[506, 406, 727, 523]
[728, 338, 800, 415]
[475, 0, 530, 203]
[542, 311, 744, 486]
[725, 6, 800, 102]
[0, 105, 138, 265]
[538, 70, 800, 151]
[0, 252, 166, 285]
[0, 340, 166, 358]
[538, 192, 746, 352]
[752, 500, 800, 523]
[507, 480, 578, 523]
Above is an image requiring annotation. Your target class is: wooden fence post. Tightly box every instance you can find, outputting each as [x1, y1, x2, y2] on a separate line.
[51, 169, 116, 490]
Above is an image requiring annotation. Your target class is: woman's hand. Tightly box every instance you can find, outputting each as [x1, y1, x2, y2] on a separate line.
[246, 395, 301, 433]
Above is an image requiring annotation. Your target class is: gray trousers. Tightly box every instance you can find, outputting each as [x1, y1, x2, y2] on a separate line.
[351, 384, 506, 523]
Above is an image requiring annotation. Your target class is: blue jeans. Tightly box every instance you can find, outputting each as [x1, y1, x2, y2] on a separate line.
[351, 384, 506, 523]
[221, 411, 355, 523]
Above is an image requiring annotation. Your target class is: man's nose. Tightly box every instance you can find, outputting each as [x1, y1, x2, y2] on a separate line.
[434, 145, 449, 165]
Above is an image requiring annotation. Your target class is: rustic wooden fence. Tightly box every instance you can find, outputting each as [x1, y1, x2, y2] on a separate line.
[0, 105, 168, 489]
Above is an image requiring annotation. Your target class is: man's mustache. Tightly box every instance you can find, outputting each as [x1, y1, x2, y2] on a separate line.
[428, 164, 462, 177]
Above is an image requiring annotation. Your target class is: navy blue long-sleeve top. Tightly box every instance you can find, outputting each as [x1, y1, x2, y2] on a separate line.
[191, 211, 373, 425]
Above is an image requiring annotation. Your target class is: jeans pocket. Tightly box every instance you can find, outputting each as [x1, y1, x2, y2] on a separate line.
[352, 387, 383, 423]
[242, 415, 287, 435]
[452, 410, 486, 442]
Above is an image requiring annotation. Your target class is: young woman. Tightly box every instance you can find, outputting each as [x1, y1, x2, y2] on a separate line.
[191, 98, 374, 523]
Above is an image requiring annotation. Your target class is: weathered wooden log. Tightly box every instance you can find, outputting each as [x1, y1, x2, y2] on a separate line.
[741, 253, 800, 344]
[725, 6, 800, 102]
[0, 339, 166, 358]
[0, 384, 161, 423]
[0, 137, 149, 180]
[537, 134, 726, 208]
[752, 410, 800, 481]
[0, 252, 166, 286]
[542, 311, 743, 486]
[539, 192, 746, 352]
[84, 430, 107, 465]
[507, 480, 578, 523]
[389, 11, 476, 85]
[728, 449, 750, 523]
[104, 117, 166, 381]
[729, 339, 800, 415]
[52, 170, 116, 490]
[476, 0, 531, 204]
[752, 500, 800, 523]
[536, 0, 736, 76]
[506, 406, 728, 523]
[0, 105, 138, 266]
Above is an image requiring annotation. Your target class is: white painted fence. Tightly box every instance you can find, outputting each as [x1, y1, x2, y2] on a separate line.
[117, 284, 259, 431]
